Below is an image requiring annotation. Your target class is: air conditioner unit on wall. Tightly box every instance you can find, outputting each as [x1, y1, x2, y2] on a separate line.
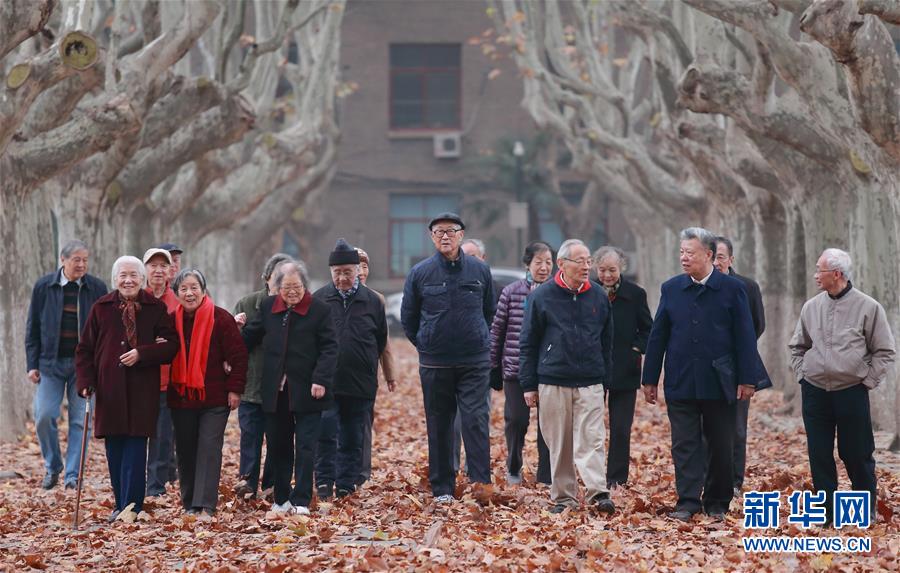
[433, 132, 462, 159]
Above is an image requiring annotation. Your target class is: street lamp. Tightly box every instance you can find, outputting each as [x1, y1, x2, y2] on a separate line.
[512, 141, 525, 257]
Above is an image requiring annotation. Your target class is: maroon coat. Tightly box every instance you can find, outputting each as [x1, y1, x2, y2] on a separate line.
[76, 289, 179, 438]
[167, 305, 248, 409]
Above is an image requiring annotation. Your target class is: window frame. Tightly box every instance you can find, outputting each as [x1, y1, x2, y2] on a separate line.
[388, 193, 460, 278]
[388, 43, 462, 132]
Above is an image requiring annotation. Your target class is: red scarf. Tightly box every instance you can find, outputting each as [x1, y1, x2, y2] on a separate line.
[171, 296, 215, 401]
[554, 269, 591, 294]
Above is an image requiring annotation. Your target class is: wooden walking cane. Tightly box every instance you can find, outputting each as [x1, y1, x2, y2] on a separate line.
[73, 395, 92, 530]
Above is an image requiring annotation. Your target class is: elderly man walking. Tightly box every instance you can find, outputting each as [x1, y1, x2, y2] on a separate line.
[519, 239, 615, 514]
[642, 227, 759, 522]
[789, 248, 895, 523]
[26, 239, 108, 490]
[314, 239, 388, 499]
[401, 212, 495, 503]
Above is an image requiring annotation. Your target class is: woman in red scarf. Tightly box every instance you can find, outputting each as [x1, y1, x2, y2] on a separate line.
[169, 269, 248, 516]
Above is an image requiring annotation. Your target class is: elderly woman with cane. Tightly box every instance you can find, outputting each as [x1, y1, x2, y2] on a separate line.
[76, 256, 179, 522]
[168, 268, 248, 516]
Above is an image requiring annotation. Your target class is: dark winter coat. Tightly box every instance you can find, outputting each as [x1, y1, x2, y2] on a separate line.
[518, 277, 614, 392]
[401, 250, 495, 366]
[313, 283, 387, 400]
[730, 269, 766, 339]
[241, 292, 339, 414]
[489, 278, 533, 382]
[26, 269, 108, 370]
[233, 288, 268, 404]
[167, 305, 248, 410]
[606, 279, 653, 391]
[75, 290, 179, 438]
[641, 270, 759, 402]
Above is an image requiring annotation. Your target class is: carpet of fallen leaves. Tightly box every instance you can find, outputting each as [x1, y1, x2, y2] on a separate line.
[1, 339, 899, 572]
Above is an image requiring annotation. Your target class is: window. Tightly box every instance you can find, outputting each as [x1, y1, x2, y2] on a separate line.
[390, 44, 461, 130]
[389, 194, 459, 276]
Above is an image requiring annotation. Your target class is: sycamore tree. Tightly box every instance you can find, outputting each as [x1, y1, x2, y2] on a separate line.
[0, 0, 346, 442]
[483, 0, 900, 445]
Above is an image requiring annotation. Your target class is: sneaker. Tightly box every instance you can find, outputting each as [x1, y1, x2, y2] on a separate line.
[201, 508, 216, 517]
[271, 501, 293, 513]
[668, 509, 694, 522]
[41, 472, 59, 490]
[507, 473, 523, 485]
[292, 505, 311, 515]
[317, 484, 333, 500]
[594, 493, 616, 515]
[64, 480, 77, 490]
[234, 480, 254, 497]
[185, 507, 200, 515]
[335, 487, 354, 499]
[434, 494, 454, 504]
[549, 504, 568, 514]
[107, 510, 122, 523]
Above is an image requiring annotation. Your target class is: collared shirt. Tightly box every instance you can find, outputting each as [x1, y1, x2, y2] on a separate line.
[59, 270, 83, 287]
[692, 268, 714, 286]
[828, 281, 853, 300]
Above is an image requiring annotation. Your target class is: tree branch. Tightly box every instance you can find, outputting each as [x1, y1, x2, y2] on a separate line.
[857, 0, 900, 24]
[0, 0, 56, 61]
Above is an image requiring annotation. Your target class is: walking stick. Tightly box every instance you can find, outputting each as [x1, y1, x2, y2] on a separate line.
[73, 395, 92, 530]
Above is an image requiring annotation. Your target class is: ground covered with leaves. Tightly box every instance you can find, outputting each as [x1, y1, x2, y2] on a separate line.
[1, 340, 898, 572]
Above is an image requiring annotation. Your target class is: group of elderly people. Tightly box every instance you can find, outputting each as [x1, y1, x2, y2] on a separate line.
[30, 216, 892, 524]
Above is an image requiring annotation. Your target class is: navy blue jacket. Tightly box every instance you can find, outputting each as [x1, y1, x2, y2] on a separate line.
[26, 268, 108, 371]
[641, 269, 759, 402]
[518, 277, 613, 392]
[401, 250, 495, 366]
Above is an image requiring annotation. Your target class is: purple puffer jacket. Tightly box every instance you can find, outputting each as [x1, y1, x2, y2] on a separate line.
[490, 278, 534, 382]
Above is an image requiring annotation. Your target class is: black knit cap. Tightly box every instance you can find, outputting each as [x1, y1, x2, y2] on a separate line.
[428, 212, 465, 231]
[329, 238, 360, 266]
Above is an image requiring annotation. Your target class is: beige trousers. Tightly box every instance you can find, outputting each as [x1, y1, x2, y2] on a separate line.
[538, 384, 608, 506]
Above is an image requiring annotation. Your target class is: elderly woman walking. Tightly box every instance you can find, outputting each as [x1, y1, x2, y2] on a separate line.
[593, 246, 652, 490]
[490, 241, 554, 485]
[242, 261, 339, 515]
[76, 256, 179, 522]
[168, 269, 248, 515]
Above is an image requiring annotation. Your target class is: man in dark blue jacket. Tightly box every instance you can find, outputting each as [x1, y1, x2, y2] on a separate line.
[26, 239, 108, 489]
[519, 239, 616, 514]
[401, 212, 495, 503]
[642, 227, 759, 521]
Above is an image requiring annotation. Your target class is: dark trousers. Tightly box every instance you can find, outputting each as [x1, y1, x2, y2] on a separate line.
[171, 406, 230, 511]
[105, 435, 148, 513]
[451, 392, 493, 474]
[265, 388, 322, 507]
[316, 395, 374, 492]
[504, 379, 550, 483]
[606, 388, 637, 487]
[420, 365, 491, 497]
[667, 399, 736, 514]
[238, 401, 273, 492]
[146, 391, 177, 495]
[359, 402, 375, 484]
[733, 399, 750, 489]
[801, 381, 877, 518]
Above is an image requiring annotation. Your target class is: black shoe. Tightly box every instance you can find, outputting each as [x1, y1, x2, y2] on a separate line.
[185, 507, 200, 515]
[594, 493, 616, 515]
[234, 480, 255, 497]
[549, 504, 568, 514]
[317, 484, 333, 500]
[335, 487, 354, 498]
[107, 510, 121, 523]
[707, 511, 727, 521]
[668, 509, 694, 522]
[41, 472, 59, 490]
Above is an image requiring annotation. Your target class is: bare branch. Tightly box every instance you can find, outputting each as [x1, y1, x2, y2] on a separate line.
[227, 0, 301, 93]
[857, 0, 900, 24]
[216, 0, 247, 83]
[0, 0, 56, 61]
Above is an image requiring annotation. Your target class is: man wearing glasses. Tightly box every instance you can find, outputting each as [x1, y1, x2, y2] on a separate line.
[790, 248, 895, 525]
[401, 212, 495, 504]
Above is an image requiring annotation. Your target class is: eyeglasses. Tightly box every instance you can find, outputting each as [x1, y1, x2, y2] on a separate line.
[432, 228, 462, 237]
[281, 285, 304, 293]
[814, 268, 838, 275]
[561, 257, 594, 266]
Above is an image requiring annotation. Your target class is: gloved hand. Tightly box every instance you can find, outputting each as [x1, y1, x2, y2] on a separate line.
[489, 366, 503, 391]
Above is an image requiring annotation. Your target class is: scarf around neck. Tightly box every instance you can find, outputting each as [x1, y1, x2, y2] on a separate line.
[171, 295, 215, 401]
[118, 293, 142, 348]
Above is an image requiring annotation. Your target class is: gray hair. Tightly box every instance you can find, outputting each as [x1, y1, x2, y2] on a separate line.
[821, 248, 853, 281]
[558, 239, 588, 261]
[262, 253, 293, 281]
[274, 259, 310, 290]
[679, 227, 717, 254]
[173, 268, 208, 293]
[461, 238, 486, 258]
[60, 239, 89, 259]
[593, 246, 628, 272]
[110, 256, 146, 287]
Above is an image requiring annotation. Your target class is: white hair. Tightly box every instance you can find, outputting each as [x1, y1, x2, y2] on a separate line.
[558, 239, 588, 261]
[593, 245, 628, 272]
[461, 238, 486, 258]
[111, 256, 146, 287]
[821, 248, 853, 281]
[679, 227, 717, 253]
[274, 259, 310, 289]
